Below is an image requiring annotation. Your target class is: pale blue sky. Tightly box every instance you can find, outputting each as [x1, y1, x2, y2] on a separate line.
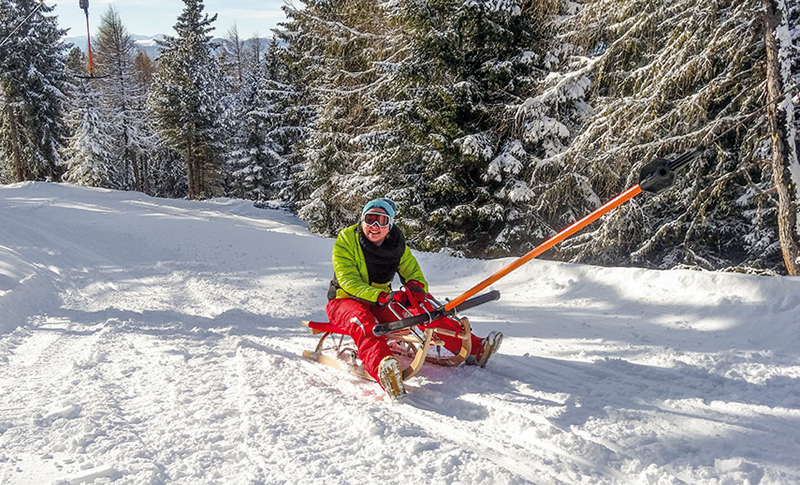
[52, 0, 290, 39]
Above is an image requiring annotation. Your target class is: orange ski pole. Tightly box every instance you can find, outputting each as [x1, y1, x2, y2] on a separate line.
[444, 184, 643, 311]
[373, 147, 705, 336]
[443, 146, 709, 311]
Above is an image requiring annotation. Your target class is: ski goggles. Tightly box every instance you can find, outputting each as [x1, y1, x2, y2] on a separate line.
[362, 211, 393, 228]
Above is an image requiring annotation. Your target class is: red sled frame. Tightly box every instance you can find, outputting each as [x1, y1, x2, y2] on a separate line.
[301, 294, 472, 381]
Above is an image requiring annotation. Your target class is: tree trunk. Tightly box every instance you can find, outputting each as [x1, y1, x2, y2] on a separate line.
[130, 149, 142, 192]
[189, 157, 198, 200]
[186, 138, 197, 199]
[762, 0, 800, 275]
[5, 104, 25, 183]
[141, 154, 150, 195]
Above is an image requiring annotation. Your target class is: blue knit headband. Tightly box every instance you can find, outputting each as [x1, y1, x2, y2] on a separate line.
[362, 198, 397, 219]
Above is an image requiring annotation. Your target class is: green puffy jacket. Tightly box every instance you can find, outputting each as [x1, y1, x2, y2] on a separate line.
[330, 224, 428, 302]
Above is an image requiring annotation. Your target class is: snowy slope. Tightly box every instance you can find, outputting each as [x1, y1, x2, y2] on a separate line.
[1, 182, 799, 485]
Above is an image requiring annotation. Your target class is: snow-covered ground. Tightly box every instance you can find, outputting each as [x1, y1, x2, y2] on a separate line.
[1, 182, 799, 485]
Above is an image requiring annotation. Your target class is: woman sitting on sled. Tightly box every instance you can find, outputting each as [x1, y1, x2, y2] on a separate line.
[326, 197, 503, 399]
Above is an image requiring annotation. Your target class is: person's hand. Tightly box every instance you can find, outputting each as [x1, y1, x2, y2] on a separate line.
[377, 292, 392, 306]
[406, 280, 426, 293]
[404, 281, 426, 308]
[377, 291, 407, 306]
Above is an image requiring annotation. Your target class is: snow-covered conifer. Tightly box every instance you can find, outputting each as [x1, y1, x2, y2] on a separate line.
[380, 0, 559, 256]
[276, 0, 393, 233]
[93, 6, 155, 192]
[62, 76, 119, 188]
[225, 50, 273, 201]
[261, 39, 306, 202]
[538, 0, 785, 273]
[148, 0, 228, 199]
[0, 0, 69, 183]
[147, 141, 187, 198]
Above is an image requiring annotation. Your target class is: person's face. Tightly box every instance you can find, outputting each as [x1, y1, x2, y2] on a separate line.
[361, 208, 391, 245]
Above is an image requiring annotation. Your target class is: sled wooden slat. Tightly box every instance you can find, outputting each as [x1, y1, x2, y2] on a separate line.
[428, 327, 470, 340]
[426, 317, 471, 367]
[392, 333, 445, 347]
[302, 350, 371, 380]
[402, 328, 433, 380]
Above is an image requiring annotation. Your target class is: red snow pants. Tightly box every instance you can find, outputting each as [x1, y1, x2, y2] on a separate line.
[325, 297, 483, 383]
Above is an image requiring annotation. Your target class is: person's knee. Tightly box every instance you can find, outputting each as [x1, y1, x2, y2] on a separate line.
[349, 316, 372, 339]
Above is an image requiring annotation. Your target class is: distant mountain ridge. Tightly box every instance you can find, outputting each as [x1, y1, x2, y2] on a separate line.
[63, 34, 270, 60]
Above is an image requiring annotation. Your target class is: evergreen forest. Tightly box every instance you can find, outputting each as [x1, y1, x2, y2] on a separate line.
[2, 0, 799, 275]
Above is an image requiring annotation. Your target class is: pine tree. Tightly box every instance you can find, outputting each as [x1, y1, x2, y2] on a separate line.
[126, 49, 185, 198]
[147, 141, 187, 198]
[539, 0, 784, 273]
[132, 52, 155, 88]
[225, 48, 271, 200]
[273, 2, 321, 220]
[0, 0, 69, 183]
[277, 0, 572, 253]
[226, 36, 307, 203]
[148, 0, 228, 199]
[93, 5, 154, 192]
[62, 76, 119, 187]
[278, 0, 410, 234]
[382, 0, 558, 256]
[262, 38, 306, 202]
[219, 24, 246, 93]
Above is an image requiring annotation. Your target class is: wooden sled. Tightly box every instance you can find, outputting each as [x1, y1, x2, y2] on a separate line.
[301, 315, 472, 382]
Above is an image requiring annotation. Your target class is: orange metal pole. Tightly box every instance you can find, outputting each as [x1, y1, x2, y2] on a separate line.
[84, 11, 95, 77]
[444, 184, 644, 311]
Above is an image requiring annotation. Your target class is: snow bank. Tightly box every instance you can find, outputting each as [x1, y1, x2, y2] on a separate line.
[0, 230, 60, 336]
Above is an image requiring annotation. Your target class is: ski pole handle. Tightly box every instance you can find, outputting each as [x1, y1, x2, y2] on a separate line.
[638, 146, 705, 194]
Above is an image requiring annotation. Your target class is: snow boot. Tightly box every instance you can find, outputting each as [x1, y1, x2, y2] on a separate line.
[377, 356, 406, 399]
[467, 331, 503, 368]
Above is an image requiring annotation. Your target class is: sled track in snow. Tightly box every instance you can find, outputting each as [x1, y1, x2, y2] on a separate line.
[4, 318, 797, 484]
[392, 369, 635, 485]
[284, 333, 634, 485]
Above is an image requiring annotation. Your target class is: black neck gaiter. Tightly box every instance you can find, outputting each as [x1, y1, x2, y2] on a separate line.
[358, 225, 406, 285]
